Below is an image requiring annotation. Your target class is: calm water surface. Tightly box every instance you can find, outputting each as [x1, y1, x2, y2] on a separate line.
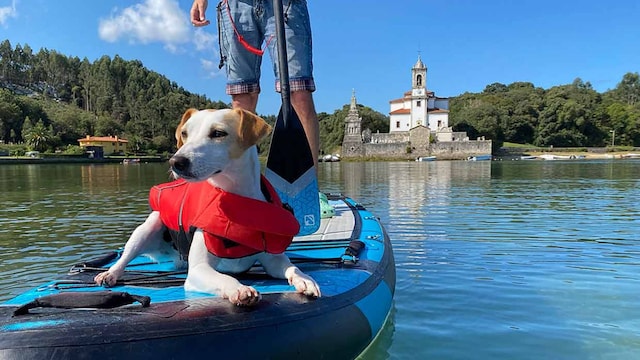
[1, 160, 639, 359]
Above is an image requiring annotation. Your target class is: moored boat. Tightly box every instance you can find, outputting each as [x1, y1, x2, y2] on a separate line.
[415, 156, 436, 162]
[320, 154, 341, 162]
[467, 154, 492, 161]
[122, 158, 141, 164]
[0, 194, 395, 360]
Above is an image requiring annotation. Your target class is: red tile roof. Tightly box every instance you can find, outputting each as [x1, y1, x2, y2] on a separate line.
[78, 136, 128, 143]
[389, 108, 411, 115]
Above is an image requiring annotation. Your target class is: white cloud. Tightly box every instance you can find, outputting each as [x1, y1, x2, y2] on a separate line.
[97, 0, 222, 78]
[98, 0, 190, 47]
[193, 28, 216, 52]
[193, 28, 221, 77]
[200, 58, 215, 70]
[201, 58, 224, 78]
[0, 0, 17, 26]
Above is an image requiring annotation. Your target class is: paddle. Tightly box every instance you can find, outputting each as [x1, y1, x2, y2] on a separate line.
[265, 0, 320, 236]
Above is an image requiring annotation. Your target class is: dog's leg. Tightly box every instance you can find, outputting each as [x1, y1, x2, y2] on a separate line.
[259, 253, 321, 298]
[184, 231, 261, 306]
[94, 211, 165, 286]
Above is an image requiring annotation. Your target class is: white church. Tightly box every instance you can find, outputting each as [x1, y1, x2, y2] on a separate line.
[388, 55, 451, 135]
[341, 55, 491, 159]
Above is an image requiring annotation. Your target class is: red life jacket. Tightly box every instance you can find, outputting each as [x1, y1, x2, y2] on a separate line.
[148, 176, 300, 259]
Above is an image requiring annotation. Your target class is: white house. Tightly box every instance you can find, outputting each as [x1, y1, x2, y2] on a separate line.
[389, 55, 450, 133]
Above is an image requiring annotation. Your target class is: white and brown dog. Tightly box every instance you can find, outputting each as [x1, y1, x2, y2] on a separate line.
[94, 108, 321, 306]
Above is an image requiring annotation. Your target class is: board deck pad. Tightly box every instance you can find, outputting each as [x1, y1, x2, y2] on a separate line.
[293, 200, 354, 241]
[265, 166, 320, 236]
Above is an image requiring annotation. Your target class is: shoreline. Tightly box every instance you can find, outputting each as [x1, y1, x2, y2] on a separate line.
[0, 156, 167, 165]
[507, 150, 639, 160]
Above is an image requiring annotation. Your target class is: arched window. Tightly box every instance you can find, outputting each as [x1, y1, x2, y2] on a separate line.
[416, 74, 422, 86]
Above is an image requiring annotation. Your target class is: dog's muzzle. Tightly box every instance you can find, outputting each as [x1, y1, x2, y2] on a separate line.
[169, 155, 191, 176]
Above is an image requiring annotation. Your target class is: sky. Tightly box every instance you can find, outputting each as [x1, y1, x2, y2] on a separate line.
[1, 0, 639, 117]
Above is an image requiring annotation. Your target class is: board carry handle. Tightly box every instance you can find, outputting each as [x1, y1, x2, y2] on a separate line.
[13, 291, 151, 316]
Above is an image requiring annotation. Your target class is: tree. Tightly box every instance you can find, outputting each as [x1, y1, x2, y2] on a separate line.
[483, 82, 508, 94]
[24, 119, 53, 151]
[0, 39, 12, 80]
[21, 115, 33, 141]
[606, 102, 640, 146]
[611, 72, 640, 106]
[0, 89, 21, 143]
[317, 104, 389, 154]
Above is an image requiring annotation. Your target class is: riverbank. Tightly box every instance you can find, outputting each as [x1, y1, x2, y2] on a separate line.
[497, 146, 640, 160]
[0, 156, 166, 165]
[522, 151, 639, 160]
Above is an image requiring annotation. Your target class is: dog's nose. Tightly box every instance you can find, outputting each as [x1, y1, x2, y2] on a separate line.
[169, 155, 190, 173]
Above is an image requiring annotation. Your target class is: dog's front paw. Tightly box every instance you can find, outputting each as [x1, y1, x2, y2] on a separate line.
[94, 271, 119, 287]
[225, 285, 261, 307]
[287, 268, 321, 298]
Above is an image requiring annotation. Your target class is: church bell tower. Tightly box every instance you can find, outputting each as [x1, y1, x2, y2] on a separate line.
[411, 54, 428, 127]
[341, 90, 364, 157]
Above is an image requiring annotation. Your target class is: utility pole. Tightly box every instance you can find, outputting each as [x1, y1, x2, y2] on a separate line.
[610, 129, 615, 147]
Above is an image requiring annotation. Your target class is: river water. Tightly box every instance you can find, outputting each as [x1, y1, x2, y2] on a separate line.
[1, 160, 639, 359]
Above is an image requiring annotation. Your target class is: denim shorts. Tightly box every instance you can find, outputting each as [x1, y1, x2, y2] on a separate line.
[217, 0, 316, 95]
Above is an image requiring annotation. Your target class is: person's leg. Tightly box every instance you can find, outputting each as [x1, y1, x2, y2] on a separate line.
[291, 90, 319, 166]
[264, 0, 319, 165]
[231, 92, 259, 113]
[218, 0, 263, 110]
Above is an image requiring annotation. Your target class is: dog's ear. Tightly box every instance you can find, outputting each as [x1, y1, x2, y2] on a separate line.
[235, 109, 272, 149]
[176, 108, 199, 149]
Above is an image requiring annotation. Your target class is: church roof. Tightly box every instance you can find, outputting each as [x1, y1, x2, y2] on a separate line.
[389, 89, 436, 103]
[389, 108, 411, 115]
[428, 108, 449, 113]
[413, 55, 426, 69]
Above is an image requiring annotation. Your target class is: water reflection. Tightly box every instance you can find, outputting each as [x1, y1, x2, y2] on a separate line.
[358, 303, 397, 360]
[2, 160, 640, 359]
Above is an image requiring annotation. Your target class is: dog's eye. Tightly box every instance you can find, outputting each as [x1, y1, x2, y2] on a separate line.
[210, 129, 228, 138]
[181, 130, 188, 139]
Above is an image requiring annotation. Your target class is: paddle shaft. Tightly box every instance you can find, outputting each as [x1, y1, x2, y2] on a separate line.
[273, 0, 292, 127]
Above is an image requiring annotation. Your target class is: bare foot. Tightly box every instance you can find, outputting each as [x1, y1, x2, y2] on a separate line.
[287, 268, 321, 297]
[94, 271, 117, 287]
[225, 285, 261, 306]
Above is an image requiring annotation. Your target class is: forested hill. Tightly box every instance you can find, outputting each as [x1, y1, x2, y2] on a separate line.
[450, 75, 640, 149]
[0, 39, 228, 154]
[318, 75, 640, 153]
[1, 38, 639, 156]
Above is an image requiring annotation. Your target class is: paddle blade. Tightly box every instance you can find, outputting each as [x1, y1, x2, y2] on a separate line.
[266, 105, 320, 236]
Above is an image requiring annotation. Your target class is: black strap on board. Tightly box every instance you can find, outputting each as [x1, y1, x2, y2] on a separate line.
[13, 291, 151, 316]
[342, 240, 365, 263]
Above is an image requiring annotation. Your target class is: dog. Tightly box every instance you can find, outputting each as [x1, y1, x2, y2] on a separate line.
[94, 108, 321, 306]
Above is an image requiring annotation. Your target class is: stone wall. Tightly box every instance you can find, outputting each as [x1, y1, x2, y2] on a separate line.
[342, 140, 492, 160]
[363, 142, 411, 157]
[370, 132, 408, 144]
[430, 140, 492, 160]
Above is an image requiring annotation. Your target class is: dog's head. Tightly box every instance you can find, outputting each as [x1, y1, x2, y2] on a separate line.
[169, 108, 271, 181]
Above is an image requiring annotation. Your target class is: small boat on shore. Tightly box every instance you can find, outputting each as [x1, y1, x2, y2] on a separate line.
[0, 194, 395, 360]
[320, 154, 341, 162]
[621, 153, 640, 159]
[539, 154, 585, 160]
[467, 154, 492, 161]
[415, 156, 436, 162]
[122, 158, 141, 164]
